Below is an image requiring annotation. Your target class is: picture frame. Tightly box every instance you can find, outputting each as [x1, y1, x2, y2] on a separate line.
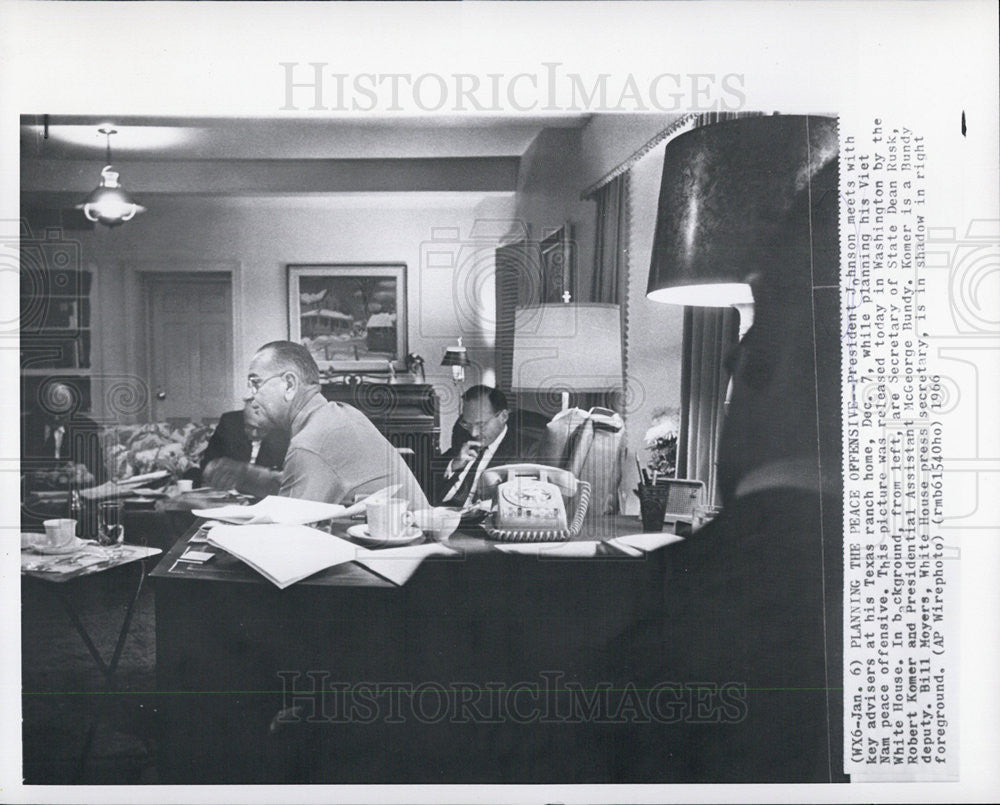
[287, 264, 407, 373]
[539, 225, 575, 304]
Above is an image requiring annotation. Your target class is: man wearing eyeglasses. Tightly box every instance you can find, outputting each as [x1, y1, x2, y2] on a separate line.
[433, 385, 521, 507]
[243, 340, 427, 510]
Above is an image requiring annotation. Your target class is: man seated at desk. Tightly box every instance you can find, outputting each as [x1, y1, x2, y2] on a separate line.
[244, 340, 427, 510]
[199, 400, 290, 497]
[433, 385, 527, 507]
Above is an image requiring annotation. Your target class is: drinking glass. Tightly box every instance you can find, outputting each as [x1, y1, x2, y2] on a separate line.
[97, 500, 125, 547]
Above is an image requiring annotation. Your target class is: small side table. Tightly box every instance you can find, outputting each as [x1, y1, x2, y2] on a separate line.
[22, 542, 162, 782]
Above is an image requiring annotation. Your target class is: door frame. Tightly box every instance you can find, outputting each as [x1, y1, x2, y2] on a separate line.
[122, 260, 242, 423]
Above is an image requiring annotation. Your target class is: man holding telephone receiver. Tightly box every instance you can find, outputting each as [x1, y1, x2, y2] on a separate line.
[434, 385, 522, 507]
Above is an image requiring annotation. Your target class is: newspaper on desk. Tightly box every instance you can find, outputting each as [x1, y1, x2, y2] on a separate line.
[21, 543, 162, 579]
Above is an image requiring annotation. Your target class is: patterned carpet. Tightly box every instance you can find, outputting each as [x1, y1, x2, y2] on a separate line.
[21, 569, 159, 784]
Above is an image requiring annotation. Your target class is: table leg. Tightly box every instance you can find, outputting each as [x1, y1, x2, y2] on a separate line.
[51, 561, 148, 782]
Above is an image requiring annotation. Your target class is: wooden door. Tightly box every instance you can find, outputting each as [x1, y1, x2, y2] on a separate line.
[145, 273, 233, 420]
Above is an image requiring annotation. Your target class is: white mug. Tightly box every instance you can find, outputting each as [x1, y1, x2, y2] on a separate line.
[176, 479, 194, 493]
[42, 518, 77, 549]
[366, 498, 414, 539]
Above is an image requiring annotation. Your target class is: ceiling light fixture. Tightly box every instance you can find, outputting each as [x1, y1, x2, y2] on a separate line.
[76, 127, 146, 226]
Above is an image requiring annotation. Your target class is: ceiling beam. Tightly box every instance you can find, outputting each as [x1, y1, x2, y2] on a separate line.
[21, 156, 519, 195]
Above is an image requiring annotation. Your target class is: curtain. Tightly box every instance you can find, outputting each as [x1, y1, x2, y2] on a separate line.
[493, 239, 528, 394]
[586, 172, 630, 411]
[676, 306, 739, 504]
[591, 172, 630, 306]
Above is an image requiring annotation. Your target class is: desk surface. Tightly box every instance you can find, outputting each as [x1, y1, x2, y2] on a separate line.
[149, 515, 655, 589]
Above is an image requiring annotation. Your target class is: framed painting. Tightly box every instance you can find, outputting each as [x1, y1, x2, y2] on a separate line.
[288, 264, 407, 373]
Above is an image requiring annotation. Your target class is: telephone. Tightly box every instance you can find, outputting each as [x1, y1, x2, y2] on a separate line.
[475, 464, 591, 541]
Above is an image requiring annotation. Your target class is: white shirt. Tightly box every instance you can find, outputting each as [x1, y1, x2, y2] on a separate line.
[45, 425, 66, 459]
[443, 425, 508, 507]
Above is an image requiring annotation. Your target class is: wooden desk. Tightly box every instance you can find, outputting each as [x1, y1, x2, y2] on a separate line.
[151, 518, 679, 783]
[151, 496, 845, 785]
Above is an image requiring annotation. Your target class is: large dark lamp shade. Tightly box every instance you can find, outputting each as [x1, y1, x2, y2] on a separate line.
[646, 115, 839, 304]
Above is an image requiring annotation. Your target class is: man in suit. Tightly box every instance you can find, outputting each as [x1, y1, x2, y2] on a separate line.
[21, 380, 106, 487]
[200, 400, 290, 496]
[433, 385, 528, 507]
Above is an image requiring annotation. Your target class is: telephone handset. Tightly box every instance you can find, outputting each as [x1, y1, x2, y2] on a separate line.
[476, 464, 578, 531]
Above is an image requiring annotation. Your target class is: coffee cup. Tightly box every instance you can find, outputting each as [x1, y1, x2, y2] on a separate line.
[176, 479, 194, 494]
[366, 498, 415, 539]
[42, 518, 77, 549]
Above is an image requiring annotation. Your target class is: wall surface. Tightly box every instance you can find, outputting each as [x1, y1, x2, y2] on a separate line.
[510, 127, 596, 302]
[48, 193, 515, 447]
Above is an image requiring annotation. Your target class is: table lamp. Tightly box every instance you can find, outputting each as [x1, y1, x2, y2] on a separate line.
[510, 303, 623, 411]
[644, 114, 840, 506]
[646, 115, 839, 338]
[441, 338, 471, 390]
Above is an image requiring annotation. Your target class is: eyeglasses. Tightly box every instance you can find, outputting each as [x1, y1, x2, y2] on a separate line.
[246, 373, 285, 396]
[458, 411, 502, 432]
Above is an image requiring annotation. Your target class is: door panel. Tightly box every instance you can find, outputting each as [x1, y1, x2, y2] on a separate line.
[146, 274, 233, 420]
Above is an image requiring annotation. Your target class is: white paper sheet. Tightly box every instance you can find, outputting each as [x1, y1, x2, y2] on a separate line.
[206, 524, 362, 589]
[352, 542, 457, 586]
[493, 541, 606, 558]
[605, 533, 685, 553]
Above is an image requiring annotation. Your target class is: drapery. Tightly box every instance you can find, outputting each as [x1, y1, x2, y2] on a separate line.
[586, 172, 630, 410]
[493, 238, 529, 393]
[591, 172, 630, 306]
[676, 306, 739, 503]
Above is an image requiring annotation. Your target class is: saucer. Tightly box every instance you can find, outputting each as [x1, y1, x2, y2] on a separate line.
[23, 535, 90, 555]
[346, 523, 424, 547]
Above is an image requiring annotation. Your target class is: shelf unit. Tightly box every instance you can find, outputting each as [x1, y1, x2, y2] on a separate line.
[20, 264, 94, 414]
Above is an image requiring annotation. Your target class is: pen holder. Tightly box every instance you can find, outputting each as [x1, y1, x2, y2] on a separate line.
[635, 484, 668, 533]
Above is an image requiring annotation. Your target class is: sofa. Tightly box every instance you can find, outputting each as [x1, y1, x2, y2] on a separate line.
[102, 420, 216, 483]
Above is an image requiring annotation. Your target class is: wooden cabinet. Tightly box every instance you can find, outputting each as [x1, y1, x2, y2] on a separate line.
[319, 381, 440, 493]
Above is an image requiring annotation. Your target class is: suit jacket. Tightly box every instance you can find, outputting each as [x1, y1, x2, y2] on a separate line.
[431, 418, 529, 505]
[200, 410, 290, 473]
[21, 412, 106, 484]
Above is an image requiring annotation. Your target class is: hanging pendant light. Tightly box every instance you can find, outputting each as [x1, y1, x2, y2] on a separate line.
[76, 127, 146, 226]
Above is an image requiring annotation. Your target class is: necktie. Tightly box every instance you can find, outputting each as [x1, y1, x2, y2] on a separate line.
[250, 440, 262, 463]
[444, 445, 488, 507]
[52, 426, 65, 459]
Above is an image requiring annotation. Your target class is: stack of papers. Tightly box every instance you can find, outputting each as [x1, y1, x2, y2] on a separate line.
[79, 470, 173, 501]
[206, 524, 362, 589]
[192, 487, 399, 525]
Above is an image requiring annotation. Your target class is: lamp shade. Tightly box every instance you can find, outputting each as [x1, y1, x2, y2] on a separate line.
[441, 344, 471, 367]
[76, 165, 146, 227]
[646, 115, 839, 305]
[511, 303, 623, 393]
